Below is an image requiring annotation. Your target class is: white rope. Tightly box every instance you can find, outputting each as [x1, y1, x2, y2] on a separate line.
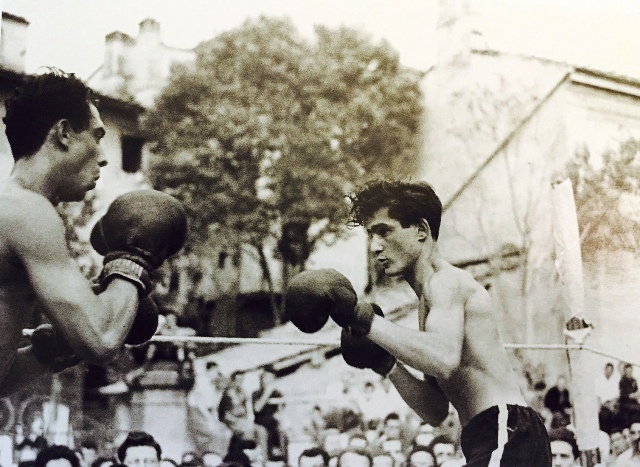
[23, 328, 640, 366]
[17, 329, 598, 349]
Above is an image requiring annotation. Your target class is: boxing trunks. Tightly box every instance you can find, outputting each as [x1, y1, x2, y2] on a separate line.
[460, 404, 552, 466]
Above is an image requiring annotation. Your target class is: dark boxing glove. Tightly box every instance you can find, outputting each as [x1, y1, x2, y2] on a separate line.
[31, 324, 81, 373]
[341, 303, 396, 376]
[125, 295, 160, 345]
[90, 190, 188, 296]
[284, 269, 357, 333]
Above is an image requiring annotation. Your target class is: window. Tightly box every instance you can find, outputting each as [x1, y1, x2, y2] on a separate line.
[121, 136, 145, 173]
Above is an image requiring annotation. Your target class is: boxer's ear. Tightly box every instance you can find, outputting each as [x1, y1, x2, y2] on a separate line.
[52, 119, 73, 150]
[416, 219, 431, 242]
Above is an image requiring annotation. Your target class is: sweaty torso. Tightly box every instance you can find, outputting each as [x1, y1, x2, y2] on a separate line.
[0, 186, 41, 383]
[419, 263, 526, 427]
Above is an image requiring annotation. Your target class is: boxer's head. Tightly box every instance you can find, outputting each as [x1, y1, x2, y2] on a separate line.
[349, 180, 442, 277]
[4, 69, 107, 202]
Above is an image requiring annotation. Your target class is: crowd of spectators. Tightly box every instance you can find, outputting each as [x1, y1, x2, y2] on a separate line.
[9, 358, 640, 467]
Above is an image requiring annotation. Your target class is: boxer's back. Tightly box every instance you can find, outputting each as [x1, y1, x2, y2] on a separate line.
[0, 187, 45, 381]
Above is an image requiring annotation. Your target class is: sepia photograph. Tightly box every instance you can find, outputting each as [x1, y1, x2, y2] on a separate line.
[1, 1, 640, 466]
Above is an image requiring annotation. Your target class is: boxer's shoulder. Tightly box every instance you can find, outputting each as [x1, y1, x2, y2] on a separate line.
[0, 188, 63, 247]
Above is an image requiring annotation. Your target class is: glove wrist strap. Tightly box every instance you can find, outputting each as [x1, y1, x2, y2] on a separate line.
[100, 258, 151, 296]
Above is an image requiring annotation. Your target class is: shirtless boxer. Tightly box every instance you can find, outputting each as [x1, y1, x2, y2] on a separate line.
[285, 180, 551, 465]
[0, 70, 186, 396]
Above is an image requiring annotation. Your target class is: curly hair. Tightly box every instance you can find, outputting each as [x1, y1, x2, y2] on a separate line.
[347, 179, 442, 240]
[4, 68, 96, 161]
[34, 445, 80, 467]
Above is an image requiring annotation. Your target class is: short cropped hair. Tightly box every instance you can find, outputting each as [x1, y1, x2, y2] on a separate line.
[299, 447, 330, 467]
[34, 445, 80, 467]
[337, 448, 372, 467]
[348, 180, 442, 240]
[117, 431, 162, 462]
[548, 428, 579, 460]
[4, 68, 96, 161]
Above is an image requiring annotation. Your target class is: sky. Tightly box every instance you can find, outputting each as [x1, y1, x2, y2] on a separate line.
[3, 0, 640, 81]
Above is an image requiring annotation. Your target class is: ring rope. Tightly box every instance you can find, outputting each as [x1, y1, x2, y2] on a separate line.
[22, 329, 637, 366]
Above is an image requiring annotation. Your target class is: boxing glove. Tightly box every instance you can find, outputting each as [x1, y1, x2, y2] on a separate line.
[284, 269, 357, 333]
[31, 324, 81, 373]
[90, 190, 188, 295]
[341, 303, 396, 376]
[125, 295, 160, 345]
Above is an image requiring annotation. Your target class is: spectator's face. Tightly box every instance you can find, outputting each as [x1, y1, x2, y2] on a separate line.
[414, 424, 435, 447]
[19, 447, 38, 462]
[81, 447, 97, 466]
[550, 440, 575, 467]
[610, 432, 629, 456]
[408, 451, 435, 467]
[556, 377, 566, 391]
[31, 416, 44, 436]
[202, 453, 222, 467]
[339, 452, 370, 467]
[323, 432, 343, 457]
[382, 440, 405, 466]
[371, 455, 393, 467]
[45, 459, 74, 467]
[625, 366, 633, 377]
[432, 443, 455, 465]
[383, 419, 401, 440]
[630, 423, 640, 442]
[605, 365, 614, 378]
[299, 455, 326, 467]
[349, 437, 367, 450]
[124, 446, 159, 467]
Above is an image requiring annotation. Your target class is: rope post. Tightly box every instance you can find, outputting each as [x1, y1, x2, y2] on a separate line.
[552, 178, 601, 466]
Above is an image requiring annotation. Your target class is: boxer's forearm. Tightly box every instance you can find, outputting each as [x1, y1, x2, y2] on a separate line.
[368, 315, 462, 379]
[62, 279, 138, 363]
[388, 362, 449, 426]
[0, 347, 49, 397]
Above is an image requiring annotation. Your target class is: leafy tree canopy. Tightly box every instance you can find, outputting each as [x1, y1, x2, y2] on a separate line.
[145, 16, 423, 258]
[568, 138, 640, 253]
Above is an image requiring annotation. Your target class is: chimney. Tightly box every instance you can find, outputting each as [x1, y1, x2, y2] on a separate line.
[0, 12, 29, 72]
[435, 0, 476, 68]
[137, 18, 161, 46]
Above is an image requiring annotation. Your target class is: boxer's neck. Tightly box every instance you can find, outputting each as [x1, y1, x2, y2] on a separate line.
[10, 151, 60, 204]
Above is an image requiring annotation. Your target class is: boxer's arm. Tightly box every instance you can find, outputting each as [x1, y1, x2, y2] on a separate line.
[10, 198, 138, 362]
[367, 272, 465, 380]
[0, 347, 49, 397]
[387, 363, 449, 426]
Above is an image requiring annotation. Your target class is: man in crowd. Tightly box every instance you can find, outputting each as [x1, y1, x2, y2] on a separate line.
[615, 421, 640, 466]
[298, 448, 330, 467]
[596, 362, 621, 406]
[34, 445, 80, 467]
[117, 431, 162, 467]
[548, 428, 579, 467]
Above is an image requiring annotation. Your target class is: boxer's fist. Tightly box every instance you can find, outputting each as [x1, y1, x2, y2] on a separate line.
[90, 190, 187, 295]
[341, 303, 396, 376]
[31, 324, 81, 373]
[125, 295, 159, 345]
[284, 269, 357, 333]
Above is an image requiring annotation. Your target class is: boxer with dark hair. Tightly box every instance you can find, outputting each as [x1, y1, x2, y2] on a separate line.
[0, 69, 187, 396]
[285, 179, 552, 466]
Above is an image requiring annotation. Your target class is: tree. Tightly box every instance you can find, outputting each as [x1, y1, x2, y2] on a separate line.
[144, 16, 423, 322]
[567, 138, 640, 253]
